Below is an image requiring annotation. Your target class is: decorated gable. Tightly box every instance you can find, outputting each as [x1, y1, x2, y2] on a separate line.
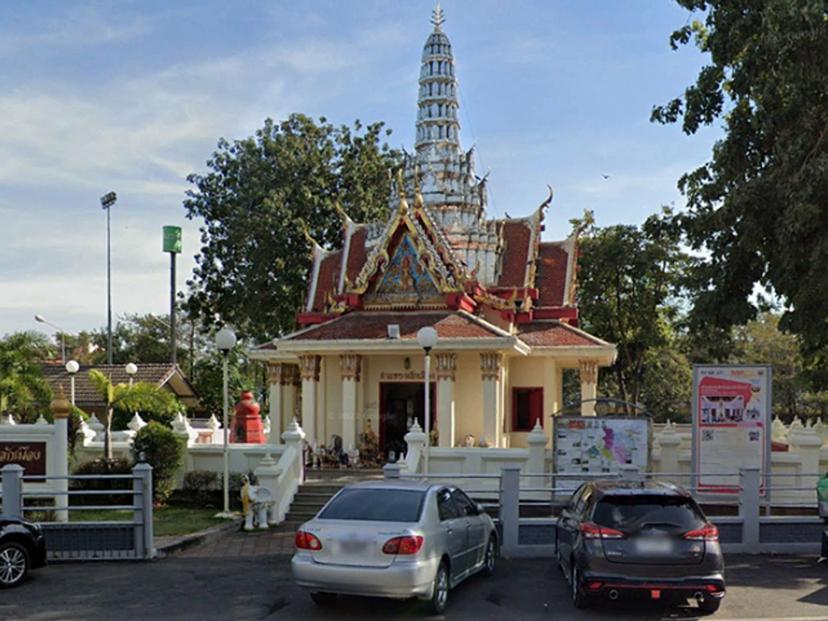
[366, 233, 442, 307]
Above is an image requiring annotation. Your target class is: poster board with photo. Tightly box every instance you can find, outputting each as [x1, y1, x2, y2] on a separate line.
[692, 365, 772, 496]
[553, 416, 651, 492]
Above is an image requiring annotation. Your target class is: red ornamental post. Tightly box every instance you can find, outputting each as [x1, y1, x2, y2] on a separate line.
[229, 390, 266, 444]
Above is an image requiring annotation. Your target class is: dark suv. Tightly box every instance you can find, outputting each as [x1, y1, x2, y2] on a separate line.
[0, 516, 47, 588]
[556, 480, 725, 613]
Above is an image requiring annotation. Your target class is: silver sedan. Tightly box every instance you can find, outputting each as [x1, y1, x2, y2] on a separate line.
[291, 480, 499, 614]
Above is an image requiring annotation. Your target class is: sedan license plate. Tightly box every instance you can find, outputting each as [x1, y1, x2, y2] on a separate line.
[635, 538, 673, 555]
[340, 538, 369, 554]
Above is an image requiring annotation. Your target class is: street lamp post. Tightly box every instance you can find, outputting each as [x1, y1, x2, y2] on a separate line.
[125, 362, 137, 388]
[100, 191, 118, 365]
[416, 327, 438, 479]
[65, 360, 79, 406]
[215, 327, 237, 518]
[35, 314, 67, 363]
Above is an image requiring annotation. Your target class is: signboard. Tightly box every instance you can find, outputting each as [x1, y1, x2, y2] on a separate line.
[0, 441, 47, 476]
[553, 416, 651, 491]
[162, 225, 182, 254]
[692, 365, 772, 495]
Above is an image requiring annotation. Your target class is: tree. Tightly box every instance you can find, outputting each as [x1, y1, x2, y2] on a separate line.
[88, 370, 182, 460]
[576, 209, 689, 410]
[0, 332, 53, 422]
[652, 1, 828, 365]
[190, 348, 252, 419]
[183, 114, 402, 341]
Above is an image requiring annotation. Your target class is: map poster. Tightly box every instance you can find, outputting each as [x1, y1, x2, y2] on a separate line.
[552, 416, 651, 491]
[692, 365, 772, 496]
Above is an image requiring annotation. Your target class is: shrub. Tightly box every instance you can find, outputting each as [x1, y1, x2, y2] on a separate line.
[183, 470, 219, 493]
[133, 422, 184, 504]
[71, 458, 134, 506]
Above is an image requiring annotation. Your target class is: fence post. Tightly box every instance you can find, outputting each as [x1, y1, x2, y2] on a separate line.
[501, 467, 520, 558]
[1, 464, 23, 519]
[133, 463, 154, 559]
[132, 464, 145, 559]
[739, 467, 761, 551]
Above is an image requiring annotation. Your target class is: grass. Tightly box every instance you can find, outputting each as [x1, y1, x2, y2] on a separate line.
[63, 506, 230, 537]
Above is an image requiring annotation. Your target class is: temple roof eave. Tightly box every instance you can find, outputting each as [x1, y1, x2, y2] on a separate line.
[250, 336, 530, 358]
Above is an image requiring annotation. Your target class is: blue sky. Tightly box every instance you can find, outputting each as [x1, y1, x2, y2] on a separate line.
[0, 0, 720, 337]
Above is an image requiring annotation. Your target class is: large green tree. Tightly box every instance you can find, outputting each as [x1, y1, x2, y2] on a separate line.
[0, 332, 53, 422]
[652, 1, 828, 363]
[183, 114, 402, 341]
[576, 209, 690, 412]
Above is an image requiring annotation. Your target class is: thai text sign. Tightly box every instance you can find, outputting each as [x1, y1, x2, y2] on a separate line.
[692, 365, 771, 495]
[0, 441, 47, 476]
[553, 416, 650, 491]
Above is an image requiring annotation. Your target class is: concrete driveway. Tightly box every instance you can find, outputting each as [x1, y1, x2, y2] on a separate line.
[2, 553, 827, 620]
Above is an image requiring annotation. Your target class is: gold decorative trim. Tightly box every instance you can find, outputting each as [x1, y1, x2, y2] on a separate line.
[434, 352, 457, 382]
[479, 352, 503, 382]
[579, 359, 598, 385]
[339, 353, 362, 382]
[299, 354, 321, 382]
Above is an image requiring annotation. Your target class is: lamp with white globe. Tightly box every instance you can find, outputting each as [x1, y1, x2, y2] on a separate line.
[65, 360, 80, 406]
[215, 327, 237, 518]
[125, 362, 138, 387]
[416, 326, 438, 478]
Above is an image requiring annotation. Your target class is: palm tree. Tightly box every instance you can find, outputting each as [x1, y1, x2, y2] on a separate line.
[88, 370, 182, 460]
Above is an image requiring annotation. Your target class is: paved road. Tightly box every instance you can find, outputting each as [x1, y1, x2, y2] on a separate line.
[2, 554, 827, 620]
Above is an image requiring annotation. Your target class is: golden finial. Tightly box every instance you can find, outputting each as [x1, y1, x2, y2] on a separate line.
[50, 385, 71, 420]
[395, 168, 409, 213]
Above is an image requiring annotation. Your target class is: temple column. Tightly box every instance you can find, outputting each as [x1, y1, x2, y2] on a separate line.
[579, 359, 598, 416]
[480, 352, 503, 446]
[266, 363, 284, 444]
[283, 365, 299, 432]
[435, 353, 456, 448]
[339, 354, 362, 452]
[299, 355, 321, 446]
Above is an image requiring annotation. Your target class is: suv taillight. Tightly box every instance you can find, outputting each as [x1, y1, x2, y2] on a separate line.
[295, 530, 323, 550]
[579, 522, 625, 539]
[382, 535, 424, 555]
[684, 524, 719, 542]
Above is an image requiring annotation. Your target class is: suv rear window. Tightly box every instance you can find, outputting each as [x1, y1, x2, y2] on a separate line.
[592, 494, 706, 532]
[319, 489, 425, 522]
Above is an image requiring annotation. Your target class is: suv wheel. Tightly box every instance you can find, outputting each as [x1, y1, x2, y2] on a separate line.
[310, 592, 337, 606]
[0, 542, 30, 588]
[699, 596, 721, 613]
[570, 564, 588, 609]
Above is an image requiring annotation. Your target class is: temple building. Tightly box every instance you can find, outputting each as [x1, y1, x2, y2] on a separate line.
[250, 7, 616, 454]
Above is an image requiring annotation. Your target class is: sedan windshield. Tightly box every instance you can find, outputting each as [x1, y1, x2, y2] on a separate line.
[592, 494, 706, 532]
[319, 489, 425, 522]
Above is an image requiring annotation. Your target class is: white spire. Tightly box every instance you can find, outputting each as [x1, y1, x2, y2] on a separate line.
[431, 2, 445, 30]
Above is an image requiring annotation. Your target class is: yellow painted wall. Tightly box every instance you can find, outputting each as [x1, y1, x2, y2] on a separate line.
[506, 356, 560, 448]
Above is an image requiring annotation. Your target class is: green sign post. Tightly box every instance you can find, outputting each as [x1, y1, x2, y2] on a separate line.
[163, 226, 182, 365]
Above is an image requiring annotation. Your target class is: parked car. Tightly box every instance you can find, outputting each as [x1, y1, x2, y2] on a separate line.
[291, 480, 498, 614]
[556, 480, 725, 613]
[0, 516, 47, 588]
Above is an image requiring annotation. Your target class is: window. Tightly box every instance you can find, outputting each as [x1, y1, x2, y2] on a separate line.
[437, 488, 459, 521]
[319, 489, 424, 522]
[592, 495, 706, 532]
[512, 387, 543, 431]
[451, 489, 478, 517]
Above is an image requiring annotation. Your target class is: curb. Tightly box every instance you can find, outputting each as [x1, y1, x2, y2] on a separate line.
[155, 517, 243, 557]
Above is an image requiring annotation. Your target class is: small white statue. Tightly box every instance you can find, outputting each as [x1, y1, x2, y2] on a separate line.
[241, 475, 274, 531]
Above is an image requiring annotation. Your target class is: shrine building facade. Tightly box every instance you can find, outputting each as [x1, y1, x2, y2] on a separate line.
[250, 8, 616, 455]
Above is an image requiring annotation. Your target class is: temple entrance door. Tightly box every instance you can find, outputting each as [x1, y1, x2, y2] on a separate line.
[379, 382, 436, 461]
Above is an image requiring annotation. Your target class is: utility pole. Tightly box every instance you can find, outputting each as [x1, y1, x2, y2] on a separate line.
[100, 192, 118, 365]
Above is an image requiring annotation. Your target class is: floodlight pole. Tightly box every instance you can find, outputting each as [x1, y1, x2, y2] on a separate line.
[100, 192, 118, 365]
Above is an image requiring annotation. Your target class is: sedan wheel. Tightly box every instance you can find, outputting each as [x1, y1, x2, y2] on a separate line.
[483, 537, 497, 576]
[310, 592, 337, 606]
[0, 543, 29, 589]
[430, 562, 449, 614]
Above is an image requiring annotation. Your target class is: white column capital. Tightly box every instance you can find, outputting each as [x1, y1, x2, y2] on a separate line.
[578, 359, 598, 385]
[434, 352, 457, 382]
[299, 354, 321, 382]
[339, 353, 362, 382]
[480, 352, 503, 382]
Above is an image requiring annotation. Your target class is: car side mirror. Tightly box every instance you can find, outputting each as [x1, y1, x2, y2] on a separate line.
[476, 503, 485, 516]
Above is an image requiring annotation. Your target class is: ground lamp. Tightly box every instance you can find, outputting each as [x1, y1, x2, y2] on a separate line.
[65, 359, 80, 406]
[35, 314, 67, 363]
[100, 191, 118, 365]
[416, 326, 438, 478]
[125, 362, 138, 387]
[162, 226, 182, 365]
[215, 327, 237, 518]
